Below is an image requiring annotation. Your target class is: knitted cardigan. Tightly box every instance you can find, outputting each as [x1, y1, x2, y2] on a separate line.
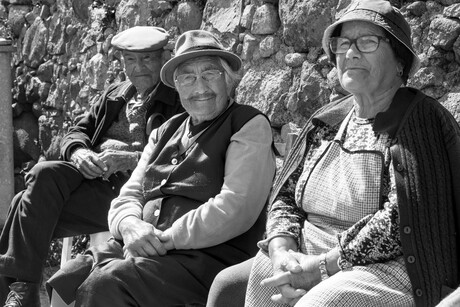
[269, 87, 460, 306]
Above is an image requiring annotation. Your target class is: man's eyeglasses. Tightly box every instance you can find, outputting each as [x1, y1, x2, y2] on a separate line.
[329, 35, 390, 54]
[175, 70, 224, 87]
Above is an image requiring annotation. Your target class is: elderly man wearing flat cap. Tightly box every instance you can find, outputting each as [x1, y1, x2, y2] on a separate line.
[0, 26, 183, 307]
[45, 29, 276, 307]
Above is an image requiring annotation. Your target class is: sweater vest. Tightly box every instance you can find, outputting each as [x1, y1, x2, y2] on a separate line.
[141, 102, 268, 261]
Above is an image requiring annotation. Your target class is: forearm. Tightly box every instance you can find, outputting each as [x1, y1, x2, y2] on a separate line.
[108, 133, 156, 238]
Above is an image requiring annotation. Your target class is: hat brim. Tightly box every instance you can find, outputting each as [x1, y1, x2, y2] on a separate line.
[160, 49, 242, 88]
[322, 15, 421, 77]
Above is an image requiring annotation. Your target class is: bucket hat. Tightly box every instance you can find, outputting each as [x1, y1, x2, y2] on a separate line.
[111, 26, 169, 52]
[161, 30, 242, 88]
[322, 0, 420, 76]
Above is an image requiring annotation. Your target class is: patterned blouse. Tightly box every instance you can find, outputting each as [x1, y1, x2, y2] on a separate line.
[266, 114, 402, 265]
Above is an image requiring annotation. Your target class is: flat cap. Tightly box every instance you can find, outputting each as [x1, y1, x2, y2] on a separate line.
[111, 26, 169, 52]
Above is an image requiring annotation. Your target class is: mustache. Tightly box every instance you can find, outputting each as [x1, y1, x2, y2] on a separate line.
[189, 93, 216, 100]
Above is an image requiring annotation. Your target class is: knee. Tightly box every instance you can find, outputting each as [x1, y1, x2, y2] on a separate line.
[80, 259, 133, 291]
[26, 161, 64, 183]
[206, 261, 251, 307]
[296, 283, 346, 307]
[212, 266, 248, 293]
[25, 161, 80, 188]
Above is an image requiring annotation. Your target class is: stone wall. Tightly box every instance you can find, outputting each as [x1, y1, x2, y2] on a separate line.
[4, 0, 460, 191]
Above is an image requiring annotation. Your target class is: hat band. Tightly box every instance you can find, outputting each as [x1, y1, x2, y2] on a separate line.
[180, 45, 223, 53]
[342, 8, 411, 42]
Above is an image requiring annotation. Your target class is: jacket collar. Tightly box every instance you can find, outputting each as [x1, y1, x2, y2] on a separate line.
[311, 94, 354, 128]
[311, 87, 425, 139]
[373, 87, 423, 138]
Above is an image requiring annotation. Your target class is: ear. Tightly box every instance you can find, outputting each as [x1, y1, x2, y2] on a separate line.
[161, 49, 171, 66]
[397, 61, 404, 75]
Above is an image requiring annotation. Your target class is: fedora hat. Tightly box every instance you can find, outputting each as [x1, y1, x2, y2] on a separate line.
[161, 30, 242, 88]
[322, 0, 420, 76]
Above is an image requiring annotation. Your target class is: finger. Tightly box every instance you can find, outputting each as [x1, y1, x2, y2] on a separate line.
[261, 272, 291, 288]
[288, 297, 301, 307]
[124, 247, 139, 259]
[78, 162, 104, 178]
[148, 237, 167, 256]
[77, 165, 100, 179]
[278, 284, 307, 299]
[285, 261, 302, 273]
[141, 242, 160, 257]
[123, 248, 133, 259]
[89, 155, 108, 172]
[270, 293, 291, 305]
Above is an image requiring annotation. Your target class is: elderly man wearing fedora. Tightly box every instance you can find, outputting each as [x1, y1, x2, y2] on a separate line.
[0, 26, 183, 307]
[45, 29, 276, 306]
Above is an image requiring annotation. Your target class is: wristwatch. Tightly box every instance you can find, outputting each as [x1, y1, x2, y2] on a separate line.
[337, 256, 353, 271]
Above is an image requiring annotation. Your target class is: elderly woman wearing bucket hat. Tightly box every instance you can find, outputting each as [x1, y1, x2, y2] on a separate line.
[210, 0, 460, 307]
[44, 29, 276, 307]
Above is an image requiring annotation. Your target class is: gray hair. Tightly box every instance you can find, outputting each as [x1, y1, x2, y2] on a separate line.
[218, 57, 242, 96]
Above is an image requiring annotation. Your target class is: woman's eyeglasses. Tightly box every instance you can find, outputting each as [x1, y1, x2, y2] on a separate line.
[175, 70, 223, 87]
[329, 35, 390, 54]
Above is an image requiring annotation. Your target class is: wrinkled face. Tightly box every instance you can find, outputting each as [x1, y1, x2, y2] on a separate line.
[336, 21, 401, 96]
[174, 56, 229, 125]
[122, 50, 163, 95]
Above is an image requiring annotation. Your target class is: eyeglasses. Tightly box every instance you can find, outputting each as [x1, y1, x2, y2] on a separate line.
[329, 35, 390, 54]
[175, 70, 224, 87]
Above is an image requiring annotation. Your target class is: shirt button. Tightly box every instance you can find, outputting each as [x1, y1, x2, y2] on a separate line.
[160, 179, 167, 185]
[403, 226, 411, 234]
[415, 289, 423, 297]
[154, 209, 160, 217]
[396, 163, 404, 172]
[407, 255, 416, 264]
[171, 158, 178, 165]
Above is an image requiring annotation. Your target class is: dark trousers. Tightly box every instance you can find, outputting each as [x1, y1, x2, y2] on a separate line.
[47, 239, 227, 307]
[0, 161, 120, 285]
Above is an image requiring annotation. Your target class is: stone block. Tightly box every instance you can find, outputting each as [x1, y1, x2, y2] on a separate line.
[251, 4, 280, 35]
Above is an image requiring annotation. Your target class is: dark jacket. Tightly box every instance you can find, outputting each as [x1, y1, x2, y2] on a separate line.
[270, 87, 460, 307]
[59, 81, 183, 161]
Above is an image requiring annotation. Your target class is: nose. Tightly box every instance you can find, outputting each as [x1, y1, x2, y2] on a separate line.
[193, 74, 209, 93]
[345, 42, 361, 59]
[133, 58, 146, 71]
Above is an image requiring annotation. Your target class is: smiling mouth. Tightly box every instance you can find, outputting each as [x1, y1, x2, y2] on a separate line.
[192, 96, 215, 101]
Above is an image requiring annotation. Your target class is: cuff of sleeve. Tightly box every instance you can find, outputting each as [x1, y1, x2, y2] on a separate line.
[336, 233, 349, 261]
[257, 234, 299, 253]
[169, 220, 187, 249]
[64, 142, 87, 161]
[109, 212, 142, 240]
